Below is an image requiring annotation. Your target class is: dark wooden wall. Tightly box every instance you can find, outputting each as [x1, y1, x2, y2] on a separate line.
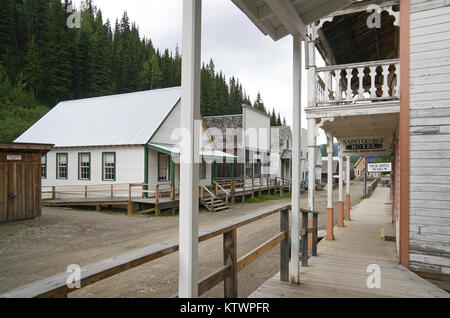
[0, 153, 41, 223]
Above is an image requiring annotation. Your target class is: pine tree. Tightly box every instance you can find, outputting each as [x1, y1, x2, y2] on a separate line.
[23, 35, 43, 98]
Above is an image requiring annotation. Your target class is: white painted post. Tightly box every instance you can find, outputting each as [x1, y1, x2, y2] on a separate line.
[346, 157, 351, 196]
[178, 0, 201, 299]
[290, 35, 303, 284]
[307, 39, 316, 213]
[338, 142, 344, 227]
[326, 133, 335, 240]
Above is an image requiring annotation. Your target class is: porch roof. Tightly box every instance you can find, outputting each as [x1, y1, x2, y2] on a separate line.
[231, 0, 354, 41]
[148, 142, 237, 161]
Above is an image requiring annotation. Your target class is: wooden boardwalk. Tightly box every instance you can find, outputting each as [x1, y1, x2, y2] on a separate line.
[250, 188, 449, 298]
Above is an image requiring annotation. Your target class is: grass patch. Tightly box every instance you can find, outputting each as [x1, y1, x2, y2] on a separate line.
[360, 196, 368, 201]
[245, 193, 292, 204]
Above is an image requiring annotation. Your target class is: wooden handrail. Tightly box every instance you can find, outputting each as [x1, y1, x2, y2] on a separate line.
[213, 181, 231, 196]
[200, 183, 216, 199]
[1, 204, 307, 299]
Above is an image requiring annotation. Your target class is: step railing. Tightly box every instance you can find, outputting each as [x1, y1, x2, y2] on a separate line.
[0, 205, 320, 298]
[213, 181, 231, 206]
[315, 58, 400, 107]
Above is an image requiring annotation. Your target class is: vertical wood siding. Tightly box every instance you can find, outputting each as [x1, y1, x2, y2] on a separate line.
[410, 0, 450, 276]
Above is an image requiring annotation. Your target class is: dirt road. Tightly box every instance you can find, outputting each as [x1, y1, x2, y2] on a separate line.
[0, 182, 365, 298]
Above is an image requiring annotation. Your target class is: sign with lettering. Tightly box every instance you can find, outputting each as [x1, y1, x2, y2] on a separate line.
[341, 137, 389, 156]
[368, 163, 392, 173]
[7, 155, 22, 161]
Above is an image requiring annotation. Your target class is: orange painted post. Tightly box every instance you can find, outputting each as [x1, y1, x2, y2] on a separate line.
[111, 184, 114, 198]
[231, 180, 235, 205]
[84, 185, 88, 198]
[338, 201, 345, 227]
[326, 208, 334, 241]
[200, 185, 204, 202]
[170, 183, 174, 200]
[52, 186, 56, 200]
[346, 195, 351, 221]
[142, 184, 145, 199]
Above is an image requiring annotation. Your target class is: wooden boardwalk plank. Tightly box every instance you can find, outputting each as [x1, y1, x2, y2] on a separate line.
[249, 188, 449, 298]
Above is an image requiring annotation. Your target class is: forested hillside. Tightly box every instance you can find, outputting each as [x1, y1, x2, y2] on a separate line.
[0, 0, 286, 141]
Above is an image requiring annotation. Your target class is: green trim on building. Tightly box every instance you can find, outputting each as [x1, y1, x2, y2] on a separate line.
[78, 152, 91, 181]
[102, 152, 117, 181]
[144, 146, 149, 198]
[147, 144, 172, 156]
[56, 153, 68, 180]
[170, 156, 175, 190]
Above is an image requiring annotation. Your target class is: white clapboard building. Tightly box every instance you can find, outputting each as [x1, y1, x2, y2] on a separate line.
[15, 87, 233, 194]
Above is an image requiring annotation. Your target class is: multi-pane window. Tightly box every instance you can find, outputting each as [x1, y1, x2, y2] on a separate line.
[79, 153, 91, 180]
[57, 153, 68, 180]
[158, 153, 170, 182]
[41, 155, 47, 179]
[199, 162, 206, 180]
[103, 153, 116, 181]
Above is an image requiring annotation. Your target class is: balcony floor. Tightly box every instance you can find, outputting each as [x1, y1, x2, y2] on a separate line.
[249, 188, 449, 298]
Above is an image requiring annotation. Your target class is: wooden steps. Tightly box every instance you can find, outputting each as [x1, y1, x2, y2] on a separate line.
[202, 198, 230, 213]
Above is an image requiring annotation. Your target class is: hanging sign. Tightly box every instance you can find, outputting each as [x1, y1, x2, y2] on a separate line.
[368, 163, 392, 173]
[341, 136, 389, 156]
[7, 155, 22, 161]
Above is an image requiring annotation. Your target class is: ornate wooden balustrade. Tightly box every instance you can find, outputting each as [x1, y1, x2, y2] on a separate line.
[315, 59, 400, 107]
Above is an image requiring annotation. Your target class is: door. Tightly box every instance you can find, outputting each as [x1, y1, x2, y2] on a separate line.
[0, 155, 41, 223]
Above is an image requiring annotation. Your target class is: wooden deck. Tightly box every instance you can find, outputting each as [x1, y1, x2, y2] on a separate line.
[42, 183, 290, 213]
[250, 188, 449, 298]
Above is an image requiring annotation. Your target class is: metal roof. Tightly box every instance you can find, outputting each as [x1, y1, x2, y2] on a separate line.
[15, 87, 181, 148]
[231, 0, 354, 41]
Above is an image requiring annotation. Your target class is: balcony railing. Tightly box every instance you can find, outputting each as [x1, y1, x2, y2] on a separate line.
[315, 59, 400, 107]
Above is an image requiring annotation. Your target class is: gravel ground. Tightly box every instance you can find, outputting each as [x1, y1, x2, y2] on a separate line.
[0, 181, 364, 298]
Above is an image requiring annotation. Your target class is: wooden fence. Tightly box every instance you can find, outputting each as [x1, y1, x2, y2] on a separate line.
[0, 205, 319, 298]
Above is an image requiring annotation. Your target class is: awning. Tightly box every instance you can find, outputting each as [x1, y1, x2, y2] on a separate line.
[148, 142, 236, 161]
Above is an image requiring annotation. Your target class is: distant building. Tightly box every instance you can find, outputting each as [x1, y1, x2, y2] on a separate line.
[354, 157, 382, 181]
[204, 105, 271, 180]
[15, 87, 233, 195]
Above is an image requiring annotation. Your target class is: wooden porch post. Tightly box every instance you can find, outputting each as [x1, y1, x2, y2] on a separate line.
[178, 0, 201, 298]
[326, 133, 335, 240]
[290, 35, 303, 284]
[338, 142, 345, 228]
[346, 156, 351, 221]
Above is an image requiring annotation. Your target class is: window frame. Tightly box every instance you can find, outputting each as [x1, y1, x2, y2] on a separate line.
[157, 153, 171, 182]
[41, 154, 47, 179]
[102, 152, 116, 182]
[56, 153, 68, 180]
[78, 152, 91, 181]
[199, 161, 207, 180]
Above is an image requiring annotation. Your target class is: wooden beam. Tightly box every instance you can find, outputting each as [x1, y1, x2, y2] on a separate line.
[266, 0, 307, 39]
[237, 232, 286, 272]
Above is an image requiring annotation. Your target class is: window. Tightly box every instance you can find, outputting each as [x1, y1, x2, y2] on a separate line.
[78, 153, 91, 180]
[103, 152, 116, 181]
[56, 153, 68, 180]
[357, 169, 360, 177]
[158, 153, 170, 182]
[199, 161, 207, 180]
[41, 155, 47, 179]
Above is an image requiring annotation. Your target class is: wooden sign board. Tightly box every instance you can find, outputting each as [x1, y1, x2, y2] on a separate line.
[368, 163, 392, 173]
[341, 137, 389, 156]
[6, 155, 22, 161]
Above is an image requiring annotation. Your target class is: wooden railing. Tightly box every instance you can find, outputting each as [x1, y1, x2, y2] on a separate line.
[0, 205, 320, 298]
[315, 58, 400, 107]
[367, 178, 380, 198]
[42, 183, 145, 202]
[213, 181, 231, 205]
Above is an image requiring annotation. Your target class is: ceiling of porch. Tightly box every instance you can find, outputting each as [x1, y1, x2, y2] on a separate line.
[231, 0, 354, 41]
[321, 113, 399, 138]
[317, 2, 400, 65]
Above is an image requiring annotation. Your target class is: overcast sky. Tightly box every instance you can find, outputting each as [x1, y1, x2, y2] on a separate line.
[73, 0, 327, 144]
